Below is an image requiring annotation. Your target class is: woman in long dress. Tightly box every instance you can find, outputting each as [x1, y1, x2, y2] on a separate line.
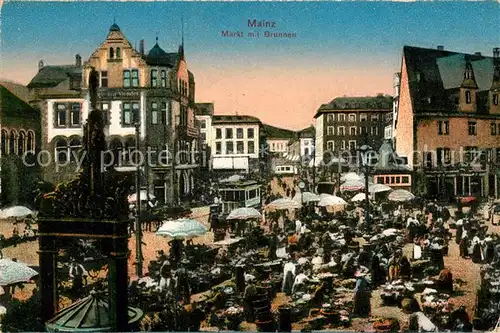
[353, 273, 371, 317]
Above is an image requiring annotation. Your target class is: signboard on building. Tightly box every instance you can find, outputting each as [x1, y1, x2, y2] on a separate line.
[212, 157, 249, 171]
[97, 89, 141, 100]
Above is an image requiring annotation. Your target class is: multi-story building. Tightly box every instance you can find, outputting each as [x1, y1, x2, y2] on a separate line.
[394, 45, 500, 199]
[0, 83, 40, 205]
[314, 95, 393, 167]
[194, 103, 214, 170]
[298, 126, 315, 159]
[27, 23, 199, 204]
[262, 124, 296, 155]
[210, 115, 261, 174]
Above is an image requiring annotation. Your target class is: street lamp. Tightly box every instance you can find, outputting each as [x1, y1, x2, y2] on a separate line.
[134, 121, 143, 277]
[298, 180, 306, 217]
[359, 144, 373, 231]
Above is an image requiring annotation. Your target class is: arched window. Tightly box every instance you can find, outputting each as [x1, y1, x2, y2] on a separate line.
[55, 138, 68, 163]
[69, 137, 82, 161]
[109, 47, 114, 59]
[9, 130, 16, 155]
[27, 131, 35, 152]
[18, 131, 26, 156]
[1, 130, 8, 155]
[109, 138, 123, 166]
[116, 47, 121, 58]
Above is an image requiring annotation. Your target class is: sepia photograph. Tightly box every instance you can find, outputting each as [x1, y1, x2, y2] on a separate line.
[0, 0, 499, 331]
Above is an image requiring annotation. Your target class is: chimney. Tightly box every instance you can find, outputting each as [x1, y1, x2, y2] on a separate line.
[437, 45, 444, 50]
[494, 47, 500, 58]
[75, 54, 82, 67]
[139, 39, 145, 56]
[38, 60, 44, 71]
[475, 52, 482, 56]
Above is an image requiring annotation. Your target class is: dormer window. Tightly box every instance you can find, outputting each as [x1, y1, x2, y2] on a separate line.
[109, 47, 114, 59]
[161, 70, 167, 87]
[465, 71, 471, 79]
[466, 90, 472, 104]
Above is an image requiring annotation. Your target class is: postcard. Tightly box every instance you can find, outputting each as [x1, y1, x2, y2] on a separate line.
[0, 1, 499, 332]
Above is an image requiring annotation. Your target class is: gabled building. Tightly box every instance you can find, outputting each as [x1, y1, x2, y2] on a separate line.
[394, 45, 500, 200]
[27, 23, 199, 204]
[261, 124, 296, 155]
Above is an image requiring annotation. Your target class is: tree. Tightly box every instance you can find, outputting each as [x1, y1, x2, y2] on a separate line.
[414, 168, 429, 198]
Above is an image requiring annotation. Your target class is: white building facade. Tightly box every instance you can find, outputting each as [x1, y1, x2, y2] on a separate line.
[209, 115, 261, 173]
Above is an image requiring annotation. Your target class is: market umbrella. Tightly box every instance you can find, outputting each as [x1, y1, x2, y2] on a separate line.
[0, 258, 38, 286]
[388, 189, 415, 202]
[317, 195, 347, 207]
[156, 218, 207, 239]
[0, 206, 34, 219]
[127, 190, 156, 203]
[382, 228, 401, 237]
[292, 192, 320, 203]
[220, 174, 244, 183]
[341, 172, 363, 182]
[227, 207, 262, 220]
[369, 184, 392, 194]
[351, 193, 370, 202]
[265, 198, 302, 210]
[340, 180, 365, 192]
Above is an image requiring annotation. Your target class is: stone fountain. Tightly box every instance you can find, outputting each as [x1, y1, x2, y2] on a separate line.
[37, 69, 133, 331]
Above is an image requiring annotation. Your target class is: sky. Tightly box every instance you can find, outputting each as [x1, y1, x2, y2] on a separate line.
[1, 1, 499, 130]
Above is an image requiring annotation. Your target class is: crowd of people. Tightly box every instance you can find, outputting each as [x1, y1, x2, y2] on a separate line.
[114, 175, 500, 332]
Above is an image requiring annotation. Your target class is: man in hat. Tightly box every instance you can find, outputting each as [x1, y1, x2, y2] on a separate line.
[175, 264, 191, 304]
[358, 242, 372, 268]
[459, 228, 469, 258]
[69, 258, 87, 298]
[282, 255, 296, 296]
[292, 266, 310, 294]
[243, 274, 257, 322]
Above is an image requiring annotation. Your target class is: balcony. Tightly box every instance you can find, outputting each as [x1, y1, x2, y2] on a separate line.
[177, 125, 199, 138]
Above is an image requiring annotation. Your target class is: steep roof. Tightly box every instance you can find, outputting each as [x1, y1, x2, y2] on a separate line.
[298, 125, 315, 138]
[0, 81, 32, 103]
[195, 103, 214, 116]
[402, 45, 499, 113]
[0, 85, 39, 119]
[144, 43, 179, 67]
[212, 115, 261, 125]
[315, 95, 393, 117]
[27, 65, 81, 89]
[261, 124, 296, 139]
